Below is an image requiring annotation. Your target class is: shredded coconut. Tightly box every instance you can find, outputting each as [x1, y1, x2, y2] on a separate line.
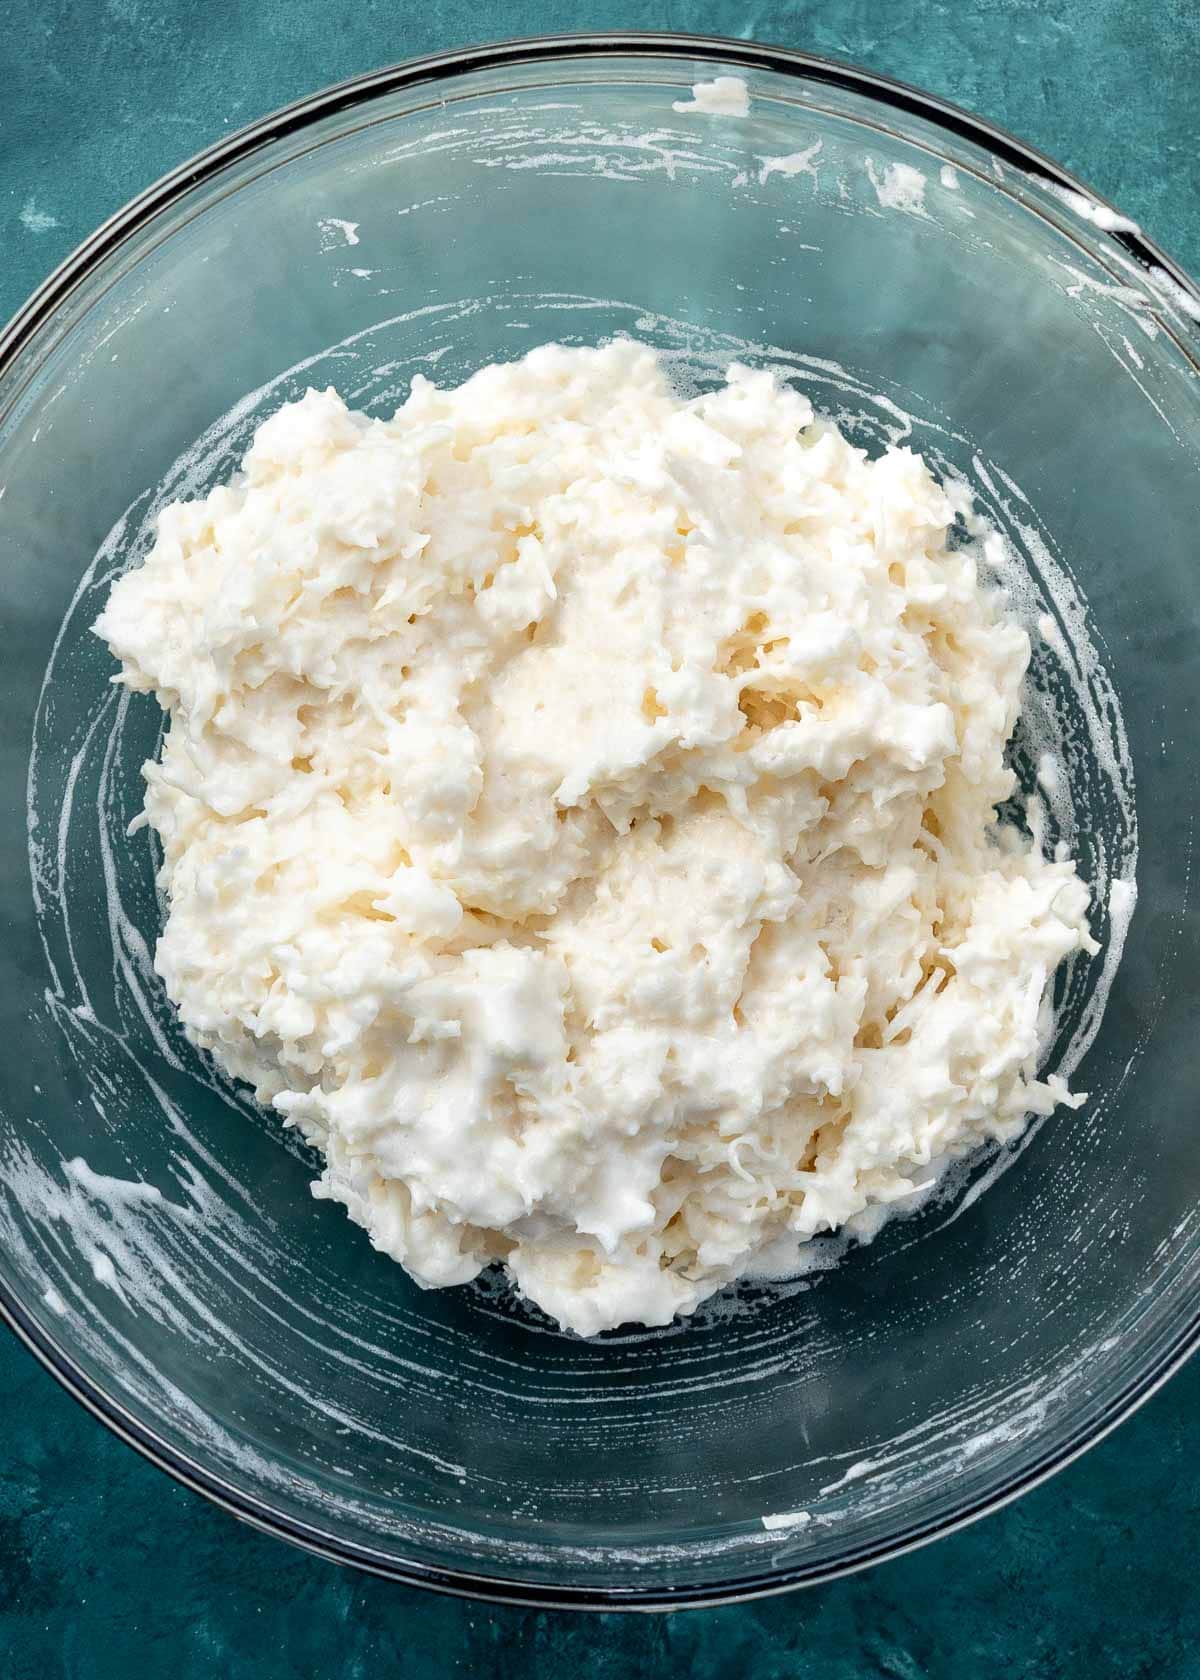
[95, 342, 1096, 1336]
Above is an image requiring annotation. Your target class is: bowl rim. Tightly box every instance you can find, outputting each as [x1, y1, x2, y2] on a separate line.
[4, 28, 1198, 1612]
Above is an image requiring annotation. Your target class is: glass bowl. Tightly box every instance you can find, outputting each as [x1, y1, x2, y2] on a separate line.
[2, 33, 1198, 1610]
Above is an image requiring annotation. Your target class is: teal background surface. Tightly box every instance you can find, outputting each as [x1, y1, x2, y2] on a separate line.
[4, 2, 1200, 1673]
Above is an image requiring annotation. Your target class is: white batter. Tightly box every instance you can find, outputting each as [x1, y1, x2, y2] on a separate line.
[96, 342, 1096, 1336]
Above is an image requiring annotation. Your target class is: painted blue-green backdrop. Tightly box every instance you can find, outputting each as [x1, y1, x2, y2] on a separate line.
[4, 2, 1200, 1674]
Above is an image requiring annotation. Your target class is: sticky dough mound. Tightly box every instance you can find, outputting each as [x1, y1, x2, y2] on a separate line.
[96, 342, 1096, 1336]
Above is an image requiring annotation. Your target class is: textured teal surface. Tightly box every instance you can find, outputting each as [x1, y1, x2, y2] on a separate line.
[4, 2, 1200, 1673]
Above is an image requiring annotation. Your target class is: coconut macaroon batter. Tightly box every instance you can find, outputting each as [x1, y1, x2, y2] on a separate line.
[96, 341, 1095, 1336]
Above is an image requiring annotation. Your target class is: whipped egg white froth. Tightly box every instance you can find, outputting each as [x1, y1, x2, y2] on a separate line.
[96, 341, 1096, 1336]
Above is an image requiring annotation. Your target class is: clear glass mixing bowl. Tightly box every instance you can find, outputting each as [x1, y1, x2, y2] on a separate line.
[2, 34, 1198, 1608]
